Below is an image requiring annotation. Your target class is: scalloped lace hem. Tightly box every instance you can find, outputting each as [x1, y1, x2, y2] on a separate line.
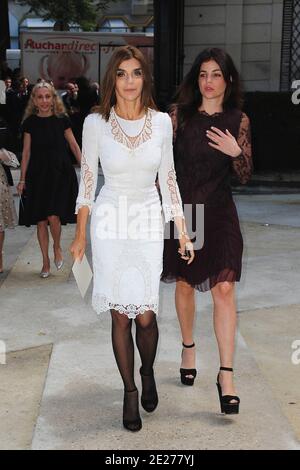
[92, 294, 158, 319]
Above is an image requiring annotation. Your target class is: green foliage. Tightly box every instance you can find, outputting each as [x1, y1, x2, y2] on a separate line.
[19, 0, 125, 30]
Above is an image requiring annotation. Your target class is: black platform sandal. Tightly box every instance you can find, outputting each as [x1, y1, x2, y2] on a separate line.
[180, 342, 197, 386]
[140, 367, 158, 413]
[216, 367, 240, 414]
[123, 389, 142, 432]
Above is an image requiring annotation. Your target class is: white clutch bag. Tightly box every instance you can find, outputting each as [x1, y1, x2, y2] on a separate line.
[72, 254, 93, 298]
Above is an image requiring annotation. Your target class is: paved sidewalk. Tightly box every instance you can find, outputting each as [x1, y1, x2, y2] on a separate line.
[0, 184, 300, 449]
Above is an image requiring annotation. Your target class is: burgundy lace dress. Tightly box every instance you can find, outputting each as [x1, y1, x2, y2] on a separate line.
[161, 108, 252, 291]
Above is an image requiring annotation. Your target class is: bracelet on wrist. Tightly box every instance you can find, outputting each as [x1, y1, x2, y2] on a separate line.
[179, 230, 188, 237]
[19, 180, 25, 184]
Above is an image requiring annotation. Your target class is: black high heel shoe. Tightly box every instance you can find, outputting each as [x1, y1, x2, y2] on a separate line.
[123, 389, 142, 432]
[180, 342, 197, 386]
[140, 367, 158, 412]
[216, 367, 240, 414]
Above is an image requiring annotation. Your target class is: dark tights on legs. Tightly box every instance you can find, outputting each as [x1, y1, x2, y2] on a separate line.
[135, 311, 159, 375]
[110, 309, 159, 423]
[135, 311, 159, 411]
[111, 310, 135, 392]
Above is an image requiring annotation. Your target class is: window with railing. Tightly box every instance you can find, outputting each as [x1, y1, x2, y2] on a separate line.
[280, 0, 300, 90]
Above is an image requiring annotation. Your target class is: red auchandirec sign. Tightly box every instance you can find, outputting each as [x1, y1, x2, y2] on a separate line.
[24, 38, 98, 52]
[20, 31, 153, 91]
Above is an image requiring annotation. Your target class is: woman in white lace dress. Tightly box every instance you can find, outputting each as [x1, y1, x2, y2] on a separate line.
[70, 46, 194, 432]
[0, 148, 19, 273]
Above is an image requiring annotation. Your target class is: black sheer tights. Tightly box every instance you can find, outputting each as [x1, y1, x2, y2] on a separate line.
[110, 309, 159, 428]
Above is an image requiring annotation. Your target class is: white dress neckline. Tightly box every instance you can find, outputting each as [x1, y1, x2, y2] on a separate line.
[110, 107, 153, 149]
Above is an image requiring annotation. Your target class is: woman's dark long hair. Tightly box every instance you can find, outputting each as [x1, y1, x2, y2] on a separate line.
[173, 48, 243, 127]
[96, 45, 157, 121]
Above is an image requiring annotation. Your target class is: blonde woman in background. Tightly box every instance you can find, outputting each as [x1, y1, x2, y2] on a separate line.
[18, 81, 81, 278]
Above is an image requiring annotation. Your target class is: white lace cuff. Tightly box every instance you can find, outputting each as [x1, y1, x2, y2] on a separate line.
[162, 203, 184, 224]
[75, 200, 93, 215]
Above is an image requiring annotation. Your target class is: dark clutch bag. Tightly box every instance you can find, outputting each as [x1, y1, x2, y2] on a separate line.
[2, 164, 13, 186]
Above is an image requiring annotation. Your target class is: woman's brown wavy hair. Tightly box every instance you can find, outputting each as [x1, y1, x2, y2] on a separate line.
[172, 47, 243, 129]
[95, 45, 157, 121]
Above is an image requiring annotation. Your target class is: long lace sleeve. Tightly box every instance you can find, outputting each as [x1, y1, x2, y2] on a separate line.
[158, 114, 184, 223]
[231, 112, 253, 184]
[75, 114, 99, 214]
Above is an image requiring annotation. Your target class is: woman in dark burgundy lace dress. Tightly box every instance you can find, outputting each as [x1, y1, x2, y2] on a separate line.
[161, 48, 252, 414]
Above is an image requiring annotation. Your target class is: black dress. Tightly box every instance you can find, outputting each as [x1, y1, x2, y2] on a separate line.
[161, 108, 252, 292]
[19, 114, 78, 227]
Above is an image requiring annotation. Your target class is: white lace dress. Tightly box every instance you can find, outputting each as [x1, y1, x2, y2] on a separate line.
[76, 108, 183, 318]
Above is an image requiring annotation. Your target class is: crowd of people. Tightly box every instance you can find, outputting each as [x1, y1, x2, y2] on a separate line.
[0, 45, 252, 432]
